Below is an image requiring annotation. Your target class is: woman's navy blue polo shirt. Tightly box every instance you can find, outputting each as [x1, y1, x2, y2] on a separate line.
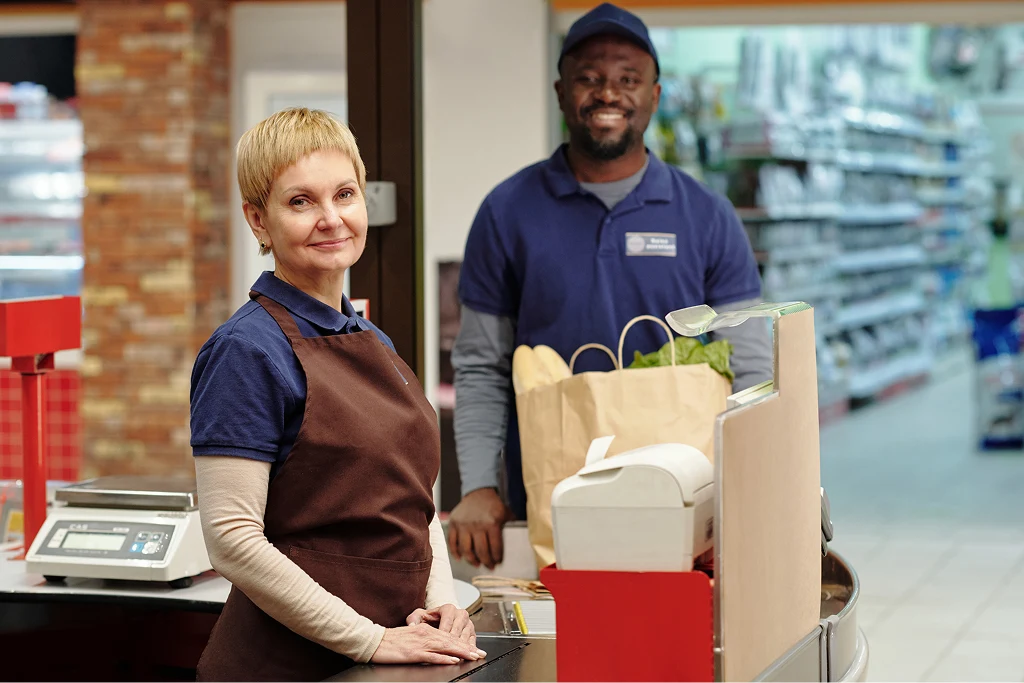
[190, 271, 395, 479]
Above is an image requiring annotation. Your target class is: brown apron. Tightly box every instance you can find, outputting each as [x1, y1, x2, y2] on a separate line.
[196, 292, 439, 682]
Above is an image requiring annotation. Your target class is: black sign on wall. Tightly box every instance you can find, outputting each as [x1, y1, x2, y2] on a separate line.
[0, 34, 77, 100]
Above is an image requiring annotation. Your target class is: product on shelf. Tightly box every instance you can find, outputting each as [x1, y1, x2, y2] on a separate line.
[971, 309, 1024, 450]
[0, 82, 50, 120]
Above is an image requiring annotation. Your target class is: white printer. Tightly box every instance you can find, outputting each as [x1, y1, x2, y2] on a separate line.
[551, 440, 715, 572]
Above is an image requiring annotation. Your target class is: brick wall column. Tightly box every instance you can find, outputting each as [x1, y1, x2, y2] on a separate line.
[76, 0, 230, 477]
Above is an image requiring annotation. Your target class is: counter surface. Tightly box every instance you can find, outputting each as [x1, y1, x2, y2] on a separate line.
[326, 637, 556, 683]
[0, 544, 231, 611]
[0, 545, 480, 613]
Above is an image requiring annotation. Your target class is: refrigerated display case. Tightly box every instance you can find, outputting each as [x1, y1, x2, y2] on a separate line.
[0, 117, 84, 301]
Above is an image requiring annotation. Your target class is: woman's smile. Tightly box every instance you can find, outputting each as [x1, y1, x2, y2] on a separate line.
[309, 238, 351, 251]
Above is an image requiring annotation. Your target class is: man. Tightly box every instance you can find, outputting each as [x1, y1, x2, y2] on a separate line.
[448, 3, 772, 569]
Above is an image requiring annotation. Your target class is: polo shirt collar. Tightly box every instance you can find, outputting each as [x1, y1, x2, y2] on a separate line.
[251, 271, 367, 333]
[541, 143, 673, 204]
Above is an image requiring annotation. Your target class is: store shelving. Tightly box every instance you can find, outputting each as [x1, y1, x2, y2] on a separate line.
[838, 202, 924, 226]
[916, 162, 966, 179]
[919, 213, 972, 232]
[0, 255, 83, 271]
[735, 203, 841, 222]
[721, 147, 838, 165]
[834, 245, 927, 273]
[928, 245, 968, 266]
[726, 148, 966, 180]
[755, 242, 839, 264]
[847, 348, 932, 399]
[650, 22, 997, 419]
[831, 291, 926, 331]
[0, 201, 81, 220]
[713, 101, 987, 412]
[0, 120, 82, 160]
[918, 188, 969, 206]
[840, 106, 923, 139]
[835, 150, 920, 175]
[764, 281, 843, 304]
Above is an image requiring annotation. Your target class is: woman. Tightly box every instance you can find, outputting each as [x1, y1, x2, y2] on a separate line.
[190, 108, 485, 681]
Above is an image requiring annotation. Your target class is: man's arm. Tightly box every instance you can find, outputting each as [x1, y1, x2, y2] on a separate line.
[708, 297, 774, 393]
[701, 196, 772, 393]
[448, 306, 516, 569]
[451, 306, 515, 496]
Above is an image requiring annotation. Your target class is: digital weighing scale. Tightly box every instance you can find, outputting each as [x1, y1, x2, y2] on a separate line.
[24, 476, 212, 589]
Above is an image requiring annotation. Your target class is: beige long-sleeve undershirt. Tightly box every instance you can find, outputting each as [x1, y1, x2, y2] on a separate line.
[194, 456, 458, 663]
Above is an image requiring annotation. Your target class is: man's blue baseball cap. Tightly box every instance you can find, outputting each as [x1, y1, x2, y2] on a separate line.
[558, 3, 660, 77]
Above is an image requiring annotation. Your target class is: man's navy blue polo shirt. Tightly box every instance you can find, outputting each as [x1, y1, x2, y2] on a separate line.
[190, 271, 395, 480]
[458, 144, 761, 517]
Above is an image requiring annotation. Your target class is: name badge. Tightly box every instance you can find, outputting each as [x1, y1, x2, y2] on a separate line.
[625, 232, 677, 257]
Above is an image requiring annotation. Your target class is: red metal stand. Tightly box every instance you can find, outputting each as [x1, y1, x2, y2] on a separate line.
[13, 356, 52, 549]
[0, 296, 81, 552]
[540, 564, 714, 682]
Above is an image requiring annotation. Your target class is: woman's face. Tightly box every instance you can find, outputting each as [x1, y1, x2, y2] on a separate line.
[246, 149, 367, 281]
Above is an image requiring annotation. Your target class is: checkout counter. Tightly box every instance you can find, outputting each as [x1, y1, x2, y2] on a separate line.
[0, 529, 866, 682]
[323, 521, 868, 683]
[0, 303, 868, 681]
[0, 523, 867, 682]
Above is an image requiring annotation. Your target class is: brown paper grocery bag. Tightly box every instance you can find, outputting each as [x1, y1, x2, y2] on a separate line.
[516, 315, 730, 569]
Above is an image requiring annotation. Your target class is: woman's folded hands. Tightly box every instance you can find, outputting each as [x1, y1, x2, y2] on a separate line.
[371, 605, 486, 666]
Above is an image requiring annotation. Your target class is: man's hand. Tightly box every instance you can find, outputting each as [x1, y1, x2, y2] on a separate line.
[406, 604, 477, 647]
[447, 488, 513, 570]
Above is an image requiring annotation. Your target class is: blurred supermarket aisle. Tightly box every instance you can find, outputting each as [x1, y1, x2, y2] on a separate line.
[823, 349, 1024, 682]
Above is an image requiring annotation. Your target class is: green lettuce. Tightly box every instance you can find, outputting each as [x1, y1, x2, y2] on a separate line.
[627, 336, 735, 381]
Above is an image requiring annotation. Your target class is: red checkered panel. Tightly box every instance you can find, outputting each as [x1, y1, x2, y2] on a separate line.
[0, 370, 81, 482]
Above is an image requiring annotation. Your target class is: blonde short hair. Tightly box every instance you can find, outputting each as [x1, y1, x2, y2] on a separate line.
[236, 108, 367, 255]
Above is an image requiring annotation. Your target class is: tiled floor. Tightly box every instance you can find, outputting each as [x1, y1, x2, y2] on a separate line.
[822, 352, 1024, 682]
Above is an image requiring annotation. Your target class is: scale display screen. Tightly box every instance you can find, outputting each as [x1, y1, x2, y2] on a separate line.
[61, 532, 127, 551]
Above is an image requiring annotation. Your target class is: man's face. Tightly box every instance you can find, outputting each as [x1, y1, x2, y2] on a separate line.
[556, 35, 661, 161]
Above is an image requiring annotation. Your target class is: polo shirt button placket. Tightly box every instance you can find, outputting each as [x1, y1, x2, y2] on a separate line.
[598, 214, 615, 255]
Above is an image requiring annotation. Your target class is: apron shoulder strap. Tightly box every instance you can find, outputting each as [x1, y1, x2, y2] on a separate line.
[250, 291, 303, 343]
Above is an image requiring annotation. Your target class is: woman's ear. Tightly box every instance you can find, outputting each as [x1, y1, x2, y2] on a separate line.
[243, 202, 267, 243]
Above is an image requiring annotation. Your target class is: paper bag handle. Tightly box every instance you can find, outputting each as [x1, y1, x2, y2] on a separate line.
[569, 343, 618, 373]
[618, 315, 676, 369]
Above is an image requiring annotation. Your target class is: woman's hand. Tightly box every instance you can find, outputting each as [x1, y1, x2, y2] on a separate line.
[370, 622, 486, 666]
[406, 604, 477, 646]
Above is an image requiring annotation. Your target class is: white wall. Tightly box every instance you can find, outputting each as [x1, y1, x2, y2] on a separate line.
[228, 0, 554, 442]
[421, 0, 553, 410]
[232, 2, 347, 74]
[0, 13, 77, 36]
[229, 2, 348, 308]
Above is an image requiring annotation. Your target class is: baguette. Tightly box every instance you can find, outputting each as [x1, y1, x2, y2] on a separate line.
[533, 345, 571, 382]
[512, 346, 552, 395]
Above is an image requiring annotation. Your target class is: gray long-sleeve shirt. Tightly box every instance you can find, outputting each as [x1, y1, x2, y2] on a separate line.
[452, 163, 773, 497]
